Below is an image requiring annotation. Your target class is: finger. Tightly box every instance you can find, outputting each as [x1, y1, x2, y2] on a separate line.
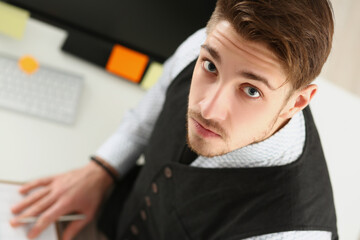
[62, 219, 90, 240]
[19, 177, 53, 194]
[27, 201, 67, 239]
[10, 194, 55, 227]
[11, 187, 50, 214]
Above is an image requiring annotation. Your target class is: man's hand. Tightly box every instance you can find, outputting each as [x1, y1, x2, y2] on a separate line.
[10, 161, 114, 240]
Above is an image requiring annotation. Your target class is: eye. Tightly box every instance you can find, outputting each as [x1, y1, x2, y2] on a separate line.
[202, 60, 217, 73]
[243, 86, 261, 98]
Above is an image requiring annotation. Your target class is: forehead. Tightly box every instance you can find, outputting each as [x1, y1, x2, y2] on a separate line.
[204, 21, 288, 90]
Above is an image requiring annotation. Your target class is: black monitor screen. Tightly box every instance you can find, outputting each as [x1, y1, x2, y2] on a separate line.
[5, 0, 217, 61]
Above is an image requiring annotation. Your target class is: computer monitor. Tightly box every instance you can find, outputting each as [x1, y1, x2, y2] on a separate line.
[4, 0, 217, 63]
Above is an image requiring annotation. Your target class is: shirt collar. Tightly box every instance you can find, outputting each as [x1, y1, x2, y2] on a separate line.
[191, 111, 306, 168]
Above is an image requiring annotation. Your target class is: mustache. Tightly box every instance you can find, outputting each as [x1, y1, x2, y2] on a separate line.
[187, 109, 227, 138]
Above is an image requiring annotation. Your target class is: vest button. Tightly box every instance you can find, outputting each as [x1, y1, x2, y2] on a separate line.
[145, 196, 151, 207]
[130, 224, 139, 236]
[140, 210, 147, 221]
[164, 166, 173, 178]
[151, 182, 158, 194]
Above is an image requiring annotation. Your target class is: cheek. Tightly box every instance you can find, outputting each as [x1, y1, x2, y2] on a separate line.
[229, 101, 278, 132]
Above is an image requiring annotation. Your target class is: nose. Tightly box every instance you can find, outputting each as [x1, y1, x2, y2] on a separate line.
[199, 86, 229, 121]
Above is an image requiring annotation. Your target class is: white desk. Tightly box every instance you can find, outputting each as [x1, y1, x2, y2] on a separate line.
[310, 78, 360, 240]
[0, 17, 359, 240]
[0, 18, 145, 182]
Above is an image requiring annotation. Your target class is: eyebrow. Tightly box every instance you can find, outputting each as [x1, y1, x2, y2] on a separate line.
[201, 44, 276, 91]
[201, 44, 221, 63]
[240, 71, 276, 91]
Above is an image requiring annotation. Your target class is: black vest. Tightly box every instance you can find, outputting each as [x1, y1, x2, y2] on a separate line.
[99, 60, 338, 240]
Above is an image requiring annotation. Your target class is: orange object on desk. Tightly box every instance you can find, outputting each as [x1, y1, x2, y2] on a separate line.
[18, 55, 39, 74]
[106, 44, 149, 83]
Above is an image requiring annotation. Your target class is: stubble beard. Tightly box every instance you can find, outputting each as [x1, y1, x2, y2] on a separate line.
[186, 122, 230, 158]
[186, 108, 286, 158]
[186, 110, 230, 157]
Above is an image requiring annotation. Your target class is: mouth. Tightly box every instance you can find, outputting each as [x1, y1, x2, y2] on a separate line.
[190, 117, 221, 138]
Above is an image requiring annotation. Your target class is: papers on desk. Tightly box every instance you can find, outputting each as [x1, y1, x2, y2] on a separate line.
[0, 181, 58, 240]
[0, 2, 29, 40]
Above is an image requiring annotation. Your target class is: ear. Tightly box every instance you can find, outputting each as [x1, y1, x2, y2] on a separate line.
[280, 84, 318, 119]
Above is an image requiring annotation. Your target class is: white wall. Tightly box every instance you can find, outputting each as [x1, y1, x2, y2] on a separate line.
[321, 0, 360, 97]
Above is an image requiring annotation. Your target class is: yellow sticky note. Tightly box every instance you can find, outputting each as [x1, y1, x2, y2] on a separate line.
[140, 62, 163, 90]
[0, 2, 29, 40]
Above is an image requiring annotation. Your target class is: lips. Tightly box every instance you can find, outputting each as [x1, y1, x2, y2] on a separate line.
[191, 118, 221, 138]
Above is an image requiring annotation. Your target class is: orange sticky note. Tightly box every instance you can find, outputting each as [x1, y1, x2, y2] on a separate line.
[18, 55, 39, 74]
[106, 44, 149, 83]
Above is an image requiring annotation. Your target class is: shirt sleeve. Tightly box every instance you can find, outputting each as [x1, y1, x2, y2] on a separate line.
[242, 230, 332, 240]
[94, 28, 207, 176]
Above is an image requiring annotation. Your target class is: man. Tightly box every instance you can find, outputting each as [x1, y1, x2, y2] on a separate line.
[10, 0, 337, 239]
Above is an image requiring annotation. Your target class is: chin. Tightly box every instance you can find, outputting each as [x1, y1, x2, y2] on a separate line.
[187, 134, 229, 157]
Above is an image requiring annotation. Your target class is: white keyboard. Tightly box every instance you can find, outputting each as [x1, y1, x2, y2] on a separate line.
[0, 54, 84, 124]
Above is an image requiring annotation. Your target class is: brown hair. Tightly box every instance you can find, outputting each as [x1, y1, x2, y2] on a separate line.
[207, 0, 334, 90]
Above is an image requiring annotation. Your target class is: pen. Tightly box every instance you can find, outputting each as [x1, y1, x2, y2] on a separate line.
[17, 214, 86, 224]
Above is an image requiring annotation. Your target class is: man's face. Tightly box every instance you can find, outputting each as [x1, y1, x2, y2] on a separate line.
[187, 20, 293, 157]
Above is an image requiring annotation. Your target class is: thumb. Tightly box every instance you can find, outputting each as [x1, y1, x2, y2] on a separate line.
[61, 219, 89, 240]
